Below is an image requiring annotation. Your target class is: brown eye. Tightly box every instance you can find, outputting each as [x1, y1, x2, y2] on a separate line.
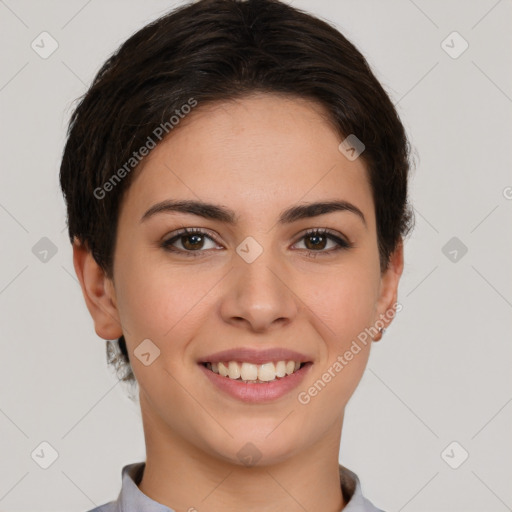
[180, 233, 205, 250]
[161, 228, 221, 256]
[304, 232, 328, 251]
[293, 228, 351, 255]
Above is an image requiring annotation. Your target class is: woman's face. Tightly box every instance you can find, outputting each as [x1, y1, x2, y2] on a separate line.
[87, 93, 403, 465]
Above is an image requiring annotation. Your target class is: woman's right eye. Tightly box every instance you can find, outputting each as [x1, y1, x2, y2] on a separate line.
[161, 228, 222, 257]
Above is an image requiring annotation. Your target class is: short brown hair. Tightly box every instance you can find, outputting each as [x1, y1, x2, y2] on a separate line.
[60, 0, 414, 384]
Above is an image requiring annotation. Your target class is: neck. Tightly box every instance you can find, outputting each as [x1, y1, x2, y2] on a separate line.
[137, 394, 346, 512]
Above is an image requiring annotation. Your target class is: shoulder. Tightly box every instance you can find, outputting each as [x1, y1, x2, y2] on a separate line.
[84, 502, 119, 512]
[83, 462, 144, 512]
[339, 464, 386, 512]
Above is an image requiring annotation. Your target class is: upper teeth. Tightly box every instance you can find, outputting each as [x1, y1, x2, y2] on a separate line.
[205, 360, 302, 382]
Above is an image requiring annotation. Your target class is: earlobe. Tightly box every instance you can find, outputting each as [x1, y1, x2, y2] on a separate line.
[372, 239, 404, 341]
[72, 239, 123, 341]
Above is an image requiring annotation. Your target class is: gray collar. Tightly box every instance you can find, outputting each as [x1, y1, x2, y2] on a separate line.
[90, 461, 384, 512]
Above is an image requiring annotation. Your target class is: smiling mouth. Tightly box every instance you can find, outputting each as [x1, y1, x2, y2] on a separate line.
[201, 360, 310, 383]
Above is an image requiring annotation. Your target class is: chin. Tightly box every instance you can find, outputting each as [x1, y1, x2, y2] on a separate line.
[204, 428, 306, 468]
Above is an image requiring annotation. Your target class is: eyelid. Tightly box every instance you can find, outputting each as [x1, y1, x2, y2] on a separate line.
[162, 226, 223, 245]
[294, 227, 352, 246]
[161, 226, 353, 255]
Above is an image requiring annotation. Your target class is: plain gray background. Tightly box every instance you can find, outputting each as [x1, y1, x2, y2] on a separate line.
[0, 0, 511, 510]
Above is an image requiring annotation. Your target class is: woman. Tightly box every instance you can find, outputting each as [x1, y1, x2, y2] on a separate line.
[60, 0, 414, 510]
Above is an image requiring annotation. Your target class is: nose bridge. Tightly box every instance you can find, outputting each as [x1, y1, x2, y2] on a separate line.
[220, 238, 298, 331]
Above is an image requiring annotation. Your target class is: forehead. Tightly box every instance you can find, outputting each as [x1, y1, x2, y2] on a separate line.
[120, 94, 374, 226]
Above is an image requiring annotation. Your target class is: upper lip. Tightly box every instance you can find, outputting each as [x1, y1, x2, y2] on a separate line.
[199, 347, 312, 365]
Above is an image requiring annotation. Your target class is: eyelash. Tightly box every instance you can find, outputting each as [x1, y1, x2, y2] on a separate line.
[160, 227, 353, 258]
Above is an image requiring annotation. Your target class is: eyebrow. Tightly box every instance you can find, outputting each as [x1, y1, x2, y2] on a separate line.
[140, 199, 366, 227]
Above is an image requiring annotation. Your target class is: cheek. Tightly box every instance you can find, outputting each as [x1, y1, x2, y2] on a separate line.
[113, 252, 217, 349]
[301, 263, 380, 343]
[114, 259, 214, 398]
[293, 260, 379, 407]
[296, 273, 375, 425]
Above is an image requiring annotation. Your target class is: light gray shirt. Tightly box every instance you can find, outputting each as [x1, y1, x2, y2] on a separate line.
[87, 462, 384, 512]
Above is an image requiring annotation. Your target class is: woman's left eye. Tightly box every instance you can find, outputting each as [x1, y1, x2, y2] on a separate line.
[161, 227, 352, 257]
[293, 229, 352, 256]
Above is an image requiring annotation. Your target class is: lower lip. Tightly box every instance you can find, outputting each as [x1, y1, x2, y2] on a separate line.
[198, 363, 312, 403]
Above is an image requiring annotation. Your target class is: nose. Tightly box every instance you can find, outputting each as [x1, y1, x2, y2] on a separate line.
[219, 247, 299, 333]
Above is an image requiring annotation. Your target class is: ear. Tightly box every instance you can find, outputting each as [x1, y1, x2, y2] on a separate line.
[72, 238, 123, 340]
[372, 238, 404, 341]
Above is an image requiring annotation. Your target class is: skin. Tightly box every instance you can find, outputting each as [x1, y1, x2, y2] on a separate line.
[73, 93, 403, 512]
